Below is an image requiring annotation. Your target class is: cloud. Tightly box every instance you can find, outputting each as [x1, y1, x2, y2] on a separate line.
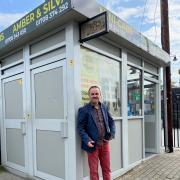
[102, 0, 143, 21]
[115, 7, 142, 21]
[143, 0, 160, 23]
[105, 0, 122, 10]
[143, 25, 161, 46]
[139, 0, 180, 87]
[142, 1, 180, 44]
[0, 12, 26, 31]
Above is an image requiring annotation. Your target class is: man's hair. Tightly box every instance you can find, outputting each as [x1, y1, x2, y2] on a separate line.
[88, 85, 101, 95]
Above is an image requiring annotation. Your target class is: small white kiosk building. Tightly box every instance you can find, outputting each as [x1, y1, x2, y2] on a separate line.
[0, 0, 170, 179]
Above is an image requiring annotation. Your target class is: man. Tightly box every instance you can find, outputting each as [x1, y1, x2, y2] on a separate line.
[77, 85, 115, 180]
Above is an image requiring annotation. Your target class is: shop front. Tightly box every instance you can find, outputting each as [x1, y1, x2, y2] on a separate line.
[0, 0, 170, 179]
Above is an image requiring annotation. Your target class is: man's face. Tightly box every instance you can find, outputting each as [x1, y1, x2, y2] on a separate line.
[89, 87, 101, 104]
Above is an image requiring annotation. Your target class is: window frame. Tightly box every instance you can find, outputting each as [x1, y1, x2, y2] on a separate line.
[127, 64, 143, 117]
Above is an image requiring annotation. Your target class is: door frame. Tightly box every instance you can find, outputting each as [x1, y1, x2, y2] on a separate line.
[143, 77, 160, 154]
[31, 60, 68, 180]
[1, 73, 28, 173]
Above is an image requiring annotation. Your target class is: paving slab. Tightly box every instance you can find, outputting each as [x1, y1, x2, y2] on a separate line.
[116, 150, 180, 180]
[0, 167, 25, 180]
[0, 150, 180, 180]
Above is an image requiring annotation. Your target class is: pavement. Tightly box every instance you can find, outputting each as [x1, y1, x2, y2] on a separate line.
[0, 150, 180, 180]
[116, 149, 180, 180]
[0, 167, 25, 180]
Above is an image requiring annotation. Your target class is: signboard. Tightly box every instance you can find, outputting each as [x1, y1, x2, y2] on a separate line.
[0, 0, 71, 49]
[98, 6, 170, 64]
[79, 12, 108, 42]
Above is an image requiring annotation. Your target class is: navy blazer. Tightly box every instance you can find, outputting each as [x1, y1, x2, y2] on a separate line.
[77, 102, 115, 152]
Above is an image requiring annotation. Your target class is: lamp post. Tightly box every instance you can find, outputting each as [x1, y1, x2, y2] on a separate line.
[160, 0, 173, 152]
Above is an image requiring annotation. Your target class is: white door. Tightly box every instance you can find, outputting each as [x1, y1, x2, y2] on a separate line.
[31, 61, 68, 180]
[2, 74, 27, 172]
[144, 80, 157, 153]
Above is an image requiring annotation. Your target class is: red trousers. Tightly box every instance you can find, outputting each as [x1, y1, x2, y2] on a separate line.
[87, 142, 111, 180]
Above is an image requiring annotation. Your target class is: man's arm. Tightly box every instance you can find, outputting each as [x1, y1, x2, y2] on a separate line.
[77, 107, 91, 145]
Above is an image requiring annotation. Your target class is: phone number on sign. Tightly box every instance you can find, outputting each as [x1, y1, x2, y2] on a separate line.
[49, 2, 69, 19]
[36, 2, 69, 26]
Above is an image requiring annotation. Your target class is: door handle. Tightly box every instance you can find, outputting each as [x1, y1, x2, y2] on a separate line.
[21, 122, 26, 135]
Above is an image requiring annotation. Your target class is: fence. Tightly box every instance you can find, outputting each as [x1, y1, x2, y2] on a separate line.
[161, 102, 180, 148]
[173, 103, 180, 147]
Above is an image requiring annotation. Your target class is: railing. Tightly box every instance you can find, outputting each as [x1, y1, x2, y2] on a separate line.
[161, 103, 180, 148]
[173, 103, 180, 147]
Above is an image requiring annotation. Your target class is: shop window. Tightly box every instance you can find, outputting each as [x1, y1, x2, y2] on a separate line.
[127, 65, 142, 116]
[1, 50, 23, 67]
[127, 53, 142, 66]
[81, 47, 121, 117]
[144, 72, 158, 80]
[144, 61, 158, 74]
[30, 30, 65, 55]
[144, 81, 156, 115]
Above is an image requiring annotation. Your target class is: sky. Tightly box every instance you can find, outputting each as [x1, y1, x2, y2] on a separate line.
[0, 0, 179, 86]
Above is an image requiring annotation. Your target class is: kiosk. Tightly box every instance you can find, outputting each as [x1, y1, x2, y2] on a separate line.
[0, 0, 170, 179]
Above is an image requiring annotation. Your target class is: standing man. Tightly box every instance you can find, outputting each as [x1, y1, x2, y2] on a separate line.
[77, 85, 115, 180]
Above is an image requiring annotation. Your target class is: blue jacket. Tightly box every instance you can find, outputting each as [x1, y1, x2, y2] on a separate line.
[77, 102, 115, 152]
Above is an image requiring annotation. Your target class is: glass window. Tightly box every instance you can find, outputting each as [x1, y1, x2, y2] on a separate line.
[4, 79, 23, 119]
[80, 47, 121, 117]
[127, 53, 142, 66]
[34, 67, 64, 119]
[127, 65, 142, 116]
[144, 81, 156, 115]
[144, 61, 158, 74]
[144, 72, 158, 79]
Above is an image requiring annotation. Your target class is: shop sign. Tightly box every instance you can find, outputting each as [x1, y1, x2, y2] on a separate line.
[79, 12, 108, 42]
[0, 0, 71, 49]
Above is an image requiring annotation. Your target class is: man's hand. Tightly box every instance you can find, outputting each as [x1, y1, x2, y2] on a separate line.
[87, 140, 95, 147]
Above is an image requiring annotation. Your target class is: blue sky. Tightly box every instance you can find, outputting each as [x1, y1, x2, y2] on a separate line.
[0, 0, 44, 32]
[98, 0, 155, 33]
[0, 0, 44, 13]
[0, 0, 179, 86]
